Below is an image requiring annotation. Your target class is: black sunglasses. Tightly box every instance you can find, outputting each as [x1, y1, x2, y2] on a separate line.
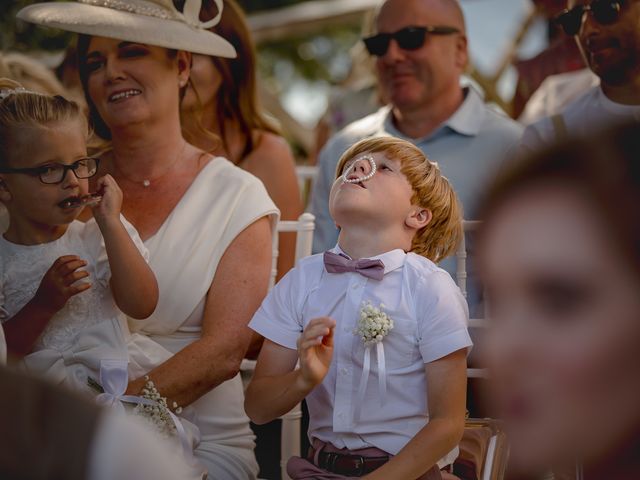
[554, 0, 624, 36]
[363, 25, 460, 57]
[0, 157, 100, 184]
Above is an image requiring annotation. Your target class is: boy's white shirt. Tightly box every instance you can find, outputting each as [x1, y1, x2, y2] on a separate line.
[250, 245, 472, 467]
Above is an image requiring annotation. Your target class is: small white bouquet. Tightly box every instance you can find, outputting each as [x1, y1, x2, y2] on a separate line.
[352, 302, 394, 422]
[354, 302, 394, 346]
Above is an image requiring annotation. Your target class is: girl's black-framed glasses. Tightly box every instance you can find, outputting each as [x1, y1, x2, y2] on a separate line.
[0, 157, 100, 184]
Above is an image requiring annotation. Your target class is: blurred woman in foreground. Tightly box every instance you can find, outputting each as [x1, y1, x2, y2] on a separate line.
[479, 121, 640, 480]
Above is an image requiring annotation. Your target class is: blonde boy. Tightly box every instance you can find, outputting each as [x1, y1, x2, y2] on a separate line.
[246, 137, 471, 479]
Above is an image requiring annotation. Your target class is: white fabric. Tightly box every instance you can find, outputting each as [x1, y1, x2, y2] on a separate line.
[518, 69, 600, 126]
[0, 216, 172, 390]
[250, 246, 472, 466]
[16, 0, 236, 58]
[521, 85, 640, 149]
[129, 157, 279, 479]
[89, 412, 202, 480]
[0, 215, 204, 472]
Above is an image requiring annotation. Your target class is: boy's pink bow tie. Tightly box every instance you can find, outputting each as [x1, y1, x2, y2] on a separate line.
[323, 251, 385, 281]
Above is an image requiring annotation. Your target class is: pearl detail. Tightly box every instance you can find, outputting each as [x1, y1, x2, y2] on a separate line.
[142, 179, 151, 187]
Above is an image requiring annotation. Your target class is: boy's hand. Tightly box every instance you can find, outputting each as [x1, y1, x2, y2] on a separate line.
[91, 174, 122, 225]
[33, 256, 91, 314]
[297, 317, 336, 390]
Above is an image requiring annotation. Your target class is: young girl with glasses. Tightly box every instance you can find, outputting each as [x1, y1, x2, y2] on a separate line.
[0, 80, 203, 470]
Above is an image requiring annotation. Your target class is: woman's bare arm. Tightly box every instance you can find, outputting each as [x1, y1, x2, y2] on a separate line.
[126, 215, 273, 406]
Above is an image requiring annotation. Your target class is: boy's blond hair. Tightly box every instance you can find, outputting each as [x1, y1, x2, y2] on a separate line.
[335, 136, 463, 263]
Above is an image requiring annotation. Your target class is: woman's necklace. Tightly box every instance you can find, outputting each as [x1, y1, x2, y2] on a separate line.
[114, 141, 187, 188]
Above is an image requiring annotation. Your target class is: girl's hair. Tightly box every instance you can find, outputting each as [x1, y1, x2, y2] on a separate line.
[336, 136, 463, 263]
[185, 0, 280, 162]
[480, 121, 640, 276]
[0, 78, 87, 167]
[76, 35, 181, 141]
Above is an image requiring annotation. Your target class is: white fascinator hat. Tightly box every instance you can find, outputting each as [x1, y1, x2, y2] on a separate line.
[17, 0, 236, 58]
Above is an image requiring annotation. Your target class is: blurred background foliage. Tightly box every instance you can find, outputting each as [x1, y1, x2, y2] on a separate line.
[2, 0, 361, 127]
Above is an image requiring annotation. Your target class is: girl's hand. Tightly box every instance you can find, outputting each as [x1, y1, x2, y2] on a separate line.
[297, 317, 336, 390]
[33, 256, 91, 314]
[91, 174, 122, 225]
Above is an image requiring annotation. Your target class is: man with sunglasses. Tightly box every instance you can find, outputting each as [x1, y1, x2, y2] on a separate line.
[311, 0, 521, 260]
[522, 0, 640, 147]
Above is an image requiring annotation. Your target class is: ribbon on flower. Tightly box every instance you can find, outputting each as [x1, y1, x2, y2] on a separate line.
[353, 342, 388, 423]
[94, 359, 192, 457]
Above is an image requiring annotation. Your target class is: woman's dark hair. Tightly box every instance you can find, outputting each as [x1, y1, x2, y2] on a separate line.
[182, 0, 279, 162]
[76, 35, 180, 141]
[480, 121, 640, 275]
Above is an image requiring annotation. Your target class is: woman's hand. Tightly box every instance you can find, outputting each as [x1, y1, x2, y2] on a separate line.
[297, 316, 336, 390]
[91, 174, 122, 226]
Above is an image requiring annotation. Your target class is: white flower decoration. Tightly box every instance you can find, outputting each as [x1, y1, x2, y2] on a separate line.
[354, 301, 394, 346]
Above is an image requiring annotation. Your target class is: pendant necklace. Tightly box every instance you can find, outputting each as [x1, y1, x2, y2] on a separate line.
[115, 141, 187, 188]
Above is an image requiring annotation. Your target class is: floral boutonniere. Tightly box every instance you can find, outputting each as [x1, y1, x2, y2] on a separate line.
[354, 302, 394, 346]
[352, 301, 393, 422]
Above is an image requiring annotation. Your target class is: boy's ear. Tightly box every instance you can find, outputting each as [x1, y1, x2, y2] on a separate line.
[406, 207, 432, 230]
[0, 177, 11, 204]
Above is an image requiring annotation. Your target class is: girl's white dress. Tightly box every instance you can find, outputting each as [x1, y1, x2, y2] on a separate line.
[0, 216, 204, 477]
[0, 217, 173, 389]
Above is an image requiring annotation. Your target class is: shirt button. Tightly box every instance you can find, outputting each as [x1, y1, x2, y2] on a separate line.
[343, 327, 350, 333]
[340, 367, 348, 376]
[352, 283, 359, 289]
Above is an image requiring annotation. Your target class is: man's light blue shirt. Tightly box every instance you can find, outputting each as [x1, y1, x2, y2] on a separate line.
[309, 87, 522, 314]
[310, 86, 523, 254]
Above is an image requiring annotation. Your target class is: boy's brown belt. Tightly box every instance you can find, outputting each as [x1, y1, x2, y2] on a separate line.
[309, 448, 389, 476]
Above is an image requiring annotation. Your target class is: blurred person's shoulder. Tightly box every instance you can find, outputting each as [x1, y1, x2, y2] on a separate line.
[520, 85, 604, 150]
[519, 69, 600, 126]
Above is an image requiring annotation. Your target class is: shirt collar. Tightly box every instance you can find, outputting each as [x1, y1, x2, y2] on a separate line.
[382, 85, 485, 141]
[331, 244, 406, 275]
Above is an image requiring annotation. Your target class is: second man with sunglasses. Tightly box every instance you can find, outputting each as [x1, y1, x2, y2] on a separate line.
[522, 0, 640, 147]
[310, 0, 522, 308]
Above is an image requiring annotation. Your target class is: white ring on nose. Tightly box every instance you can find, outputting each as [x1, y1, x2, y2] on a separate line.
[342, 154, 377, 184]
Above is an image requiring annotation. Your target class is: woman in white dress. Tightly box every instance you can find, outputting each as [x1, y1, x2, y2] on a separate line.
[18, 1, 279, 478]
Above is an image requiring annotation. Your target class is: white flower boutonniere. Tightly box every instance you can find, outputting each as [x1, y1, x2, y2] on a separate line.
[352, 301, 394, 422]
[354, 302, 394, 346]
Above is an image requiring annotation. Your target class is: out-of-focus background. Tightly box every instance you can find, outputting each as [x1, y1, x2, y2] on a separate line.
[1, 0, 585, 164]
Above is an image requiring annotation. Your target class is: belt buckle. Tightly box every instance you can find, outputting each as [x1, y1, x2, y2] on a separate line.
[320, 452, 339, 472]
[352, 455, 365, 476]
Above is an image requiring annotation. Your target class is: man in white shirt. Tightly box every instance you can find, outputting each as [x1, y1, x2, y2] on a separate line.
[521, 0, 640, 147]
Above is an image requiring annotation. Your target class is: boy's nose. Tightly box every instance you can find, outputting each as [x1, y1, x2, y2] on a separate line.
[352, 158, 373, 177]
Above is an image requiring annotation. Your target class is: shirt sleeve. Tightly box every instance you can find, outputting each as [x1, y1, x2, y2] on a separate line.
[249, 266, 305, 350]
[416, 271, 472, 363]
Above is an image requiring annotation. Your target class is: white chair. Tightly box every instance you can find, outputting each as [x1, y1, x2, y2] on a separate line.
[455, 220, 489, 380]
[272, 213, 314, 480]
[242, 212, 315, 480]
[295, 165, 319, 206]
